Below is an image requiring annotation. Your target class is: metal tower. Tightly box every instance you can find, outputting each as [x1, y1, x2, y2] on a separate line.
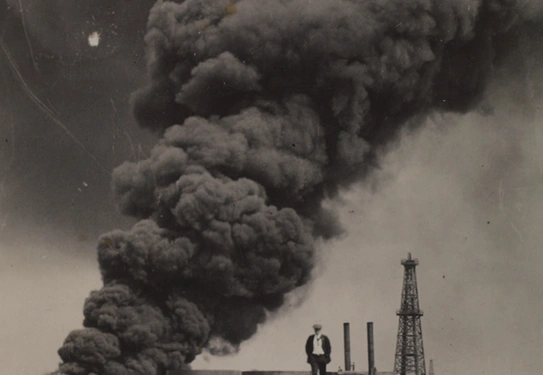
[393, 253, 426, 375]
[428, 360, 434, 375]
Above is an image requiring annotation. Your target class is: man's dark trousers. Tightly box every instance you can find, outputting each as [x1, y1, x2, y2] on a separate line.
[309, 354, 327, 375]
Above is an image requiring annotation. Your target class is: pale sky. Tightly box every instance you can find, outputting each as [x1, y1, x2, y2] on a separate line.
[190, 96, 543, 375]
[2, 90, 542, 374]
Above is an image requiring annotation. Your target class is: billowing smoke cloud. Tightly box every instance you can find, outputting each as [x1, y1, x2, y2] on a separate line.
[51, 1, 540, 374]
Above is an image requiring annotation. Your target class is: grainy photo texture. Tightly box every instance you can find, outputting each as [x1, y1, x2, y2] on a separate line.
[1, 1, 542, 375]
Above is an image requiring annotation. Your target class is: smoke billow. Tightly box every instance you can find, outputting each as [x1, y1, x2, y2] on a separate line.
[52, 1, 539, 374]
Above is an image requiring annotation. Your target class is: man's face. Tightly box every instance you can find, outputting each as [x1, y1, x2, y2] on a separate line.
[314, 328, 321, 334]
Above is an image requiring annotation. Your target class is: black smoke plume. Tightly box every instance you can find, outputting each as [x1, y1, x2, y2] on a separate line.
[52, 1, 539, 374]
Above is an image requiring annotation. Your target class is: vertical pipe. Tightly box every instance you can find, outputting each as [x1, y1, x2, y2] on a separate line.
[343, 322, 351, 371]
[367, 322, 375, 375]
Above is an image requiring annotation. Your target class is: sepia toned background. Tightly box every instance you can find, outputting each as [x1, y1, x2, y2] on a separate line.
[1, 1, 542, 375]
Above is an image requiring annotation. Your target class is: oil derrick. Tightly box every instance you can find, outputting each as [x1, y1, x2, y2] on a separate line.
[393, 253, 426, 375]
[428, 360, 434, 375]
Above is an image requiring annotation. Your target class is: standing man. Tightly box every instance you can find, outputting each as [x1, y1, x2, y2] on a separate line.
[305, 323, 332, 375]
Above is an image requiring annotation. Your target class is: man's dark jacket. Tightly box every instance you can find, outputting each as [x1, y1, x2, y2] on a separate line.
[305, 334, 332, 363]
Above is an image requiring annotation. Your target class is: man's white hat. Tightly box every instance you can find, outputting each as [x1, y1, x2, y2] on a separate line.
[313, 323, 322, 329]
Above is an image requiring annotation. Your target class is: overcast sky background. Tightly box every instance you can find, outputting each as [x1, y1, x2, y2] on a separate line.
[1, 2, 542, 375]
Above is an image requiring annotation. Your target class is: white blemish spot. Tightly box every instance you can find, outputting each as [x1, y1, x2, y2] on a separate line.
[88, 32, 100, 47]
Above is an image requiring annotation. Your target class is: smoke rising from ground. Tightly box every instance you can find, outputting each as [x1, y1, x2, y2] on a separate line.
[50, 1, 542, 374]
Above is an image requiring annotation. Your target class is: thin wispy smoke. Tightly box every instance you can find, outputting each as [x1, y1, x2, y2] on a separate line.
[48, 1, 541, 374]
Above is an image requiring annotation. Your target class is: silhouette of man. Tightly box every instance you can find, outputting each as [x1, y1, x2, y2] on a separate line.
[305, 323, 331, 375]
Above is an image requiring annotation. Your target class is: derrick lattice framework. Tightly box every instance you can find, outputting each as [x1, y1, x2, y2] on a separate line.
[393, 253, 426, 375]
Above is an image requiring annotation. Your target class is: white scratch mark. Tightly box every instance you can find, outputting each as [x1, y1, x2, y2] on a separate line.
[508, 218, 524, 242]
[0, 38, 111, 176]
[18, 0, 39, 73]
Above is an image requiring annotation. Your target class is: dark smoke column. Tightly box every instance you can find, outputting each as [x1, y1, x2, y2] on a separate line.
[53, 0, 526, 374]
